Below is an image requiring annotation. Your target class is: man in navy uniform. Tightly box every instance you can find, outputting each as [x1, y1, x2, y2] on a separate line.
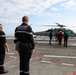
[0, 24, 9, 74]
[14, 16, 35, 75]
[49, 30, 52, 45]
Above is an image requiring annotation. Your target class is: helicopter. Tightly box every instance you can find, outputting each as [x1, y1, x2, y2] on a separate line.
[33, 23, 76, 38]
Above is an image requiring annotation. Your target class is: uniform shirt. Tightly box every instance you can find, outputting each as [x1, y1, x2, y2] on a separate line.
[14, 23, 35, 50]
[0, 30, 6, 45]
[0, 30, 6, 50]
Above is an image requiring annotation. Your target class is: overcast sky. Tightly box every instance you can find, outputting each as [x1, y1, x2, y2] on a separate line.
[0, 0, 76, 36]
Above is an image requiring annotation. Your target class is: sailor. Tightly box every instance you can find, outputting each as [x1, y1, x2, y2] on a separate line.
[0, 24, 9, 74]
[14, 16, 35, 75]
[49, 30, 52, 45]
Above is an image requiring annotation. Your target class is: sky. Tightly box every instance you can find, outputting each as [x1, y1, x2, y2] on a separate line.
[0, 0, 76, 36]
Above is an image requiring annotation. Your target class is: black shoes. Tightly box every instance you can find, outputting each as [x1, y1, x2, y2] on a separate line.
[0, 70, 8, 74]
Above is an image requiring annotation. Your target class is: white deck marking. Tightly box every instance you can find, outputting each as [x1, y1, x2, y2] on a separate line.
[44, 55, 76, 59]
[41, 60, 52, 64]
[62, 63, 74, 66]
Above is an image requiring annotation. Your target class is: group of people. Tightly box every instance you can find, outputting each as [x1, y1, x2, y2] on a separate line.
[0, 15, 70, 75]
[0, 16, 35, 75]
[49, 29, 70, 47]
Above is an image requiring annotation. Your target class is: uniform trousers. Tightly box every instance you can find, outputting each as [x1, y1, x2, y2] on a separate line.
[0, 47, 5, 72]
[18, 49, 32, 75]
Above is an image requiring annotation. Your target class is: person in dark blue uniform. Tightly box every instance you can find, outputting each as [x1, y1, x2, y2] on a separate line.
[0, 24, 9, 74]
[14, 16, 35, 75]
[49, 30, 52, 45]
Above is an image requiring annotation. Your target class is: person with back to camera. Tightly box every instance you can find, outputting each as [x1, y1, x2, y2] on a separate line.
[58, 31, 63, 46]
[49, 30, 52, 45]
[14, 16, 35, 75]
[0, 24, 9, 74]
[64, 29, 69, 47]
